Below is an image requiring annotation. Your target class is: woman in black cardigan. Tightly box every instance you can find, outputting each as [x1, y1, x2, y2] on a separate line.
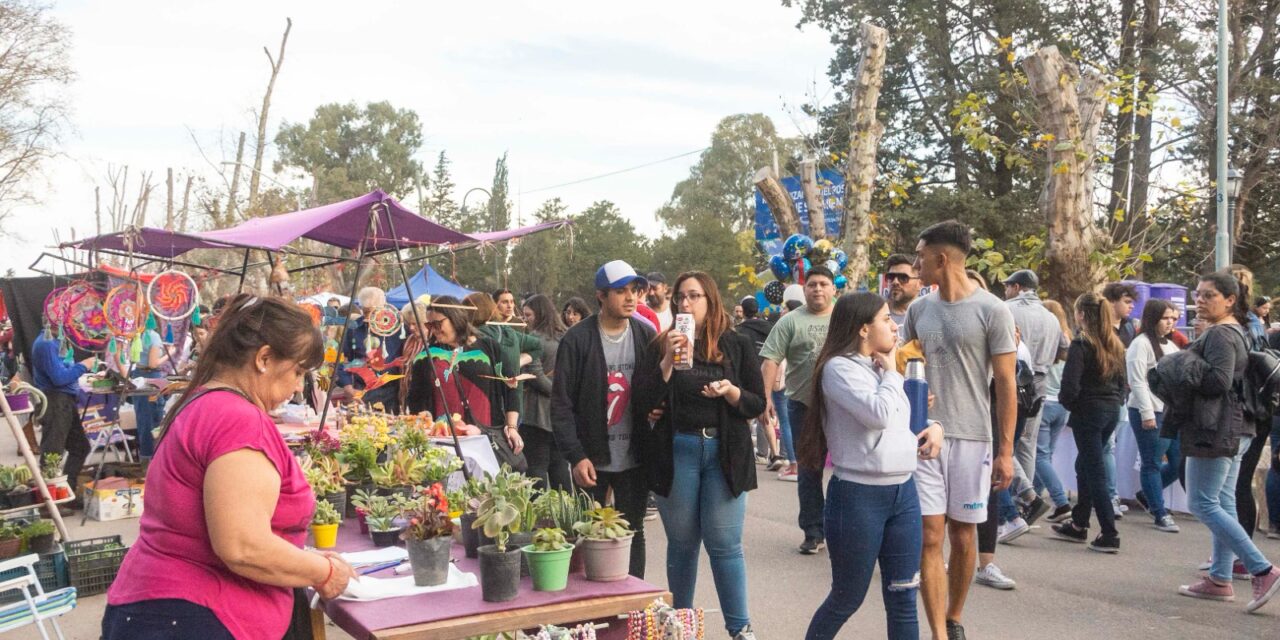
[634, 271, 765, 640]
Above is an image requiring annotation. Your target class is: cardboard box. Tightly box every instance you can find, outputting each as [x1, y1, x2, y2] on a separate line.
[83, 477, 144, 522]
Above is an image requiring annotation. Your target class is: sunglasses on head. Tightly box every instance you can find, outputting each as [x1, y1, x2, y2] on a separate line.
[884, 273, 917, 283]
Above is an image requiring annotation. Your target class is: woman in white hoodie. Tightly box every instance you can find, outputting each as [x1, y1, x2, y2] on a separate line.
[1126, 298, 1183, 532]
[799, 292, 944, 640]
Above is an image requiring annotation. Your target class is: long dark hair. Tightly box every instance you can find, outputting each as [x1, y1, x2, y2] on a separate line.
[523, 294, 565, 339]
[429, 295, 474, 347]
[1206, 269, 1250, 326]
[797, 292, 887, 472]
[561, 297, 591, 326]
[157, 294, 323, 444]
[655, 272, 730, 364]
[1140, 299, 1174, 360]
[1076, 292, 1125, 381]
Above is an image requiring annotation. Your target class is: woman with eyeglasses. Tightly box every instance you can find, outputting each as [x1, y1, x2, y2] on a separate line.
[404, 296, 523, 454]
[634, 272, 766, 640]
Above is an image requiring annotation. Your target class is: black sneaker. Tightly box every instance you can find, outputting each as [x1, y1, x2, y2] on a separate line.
[1135, 490, 1150, 513]
[1052, 521, 1087, 543]
[946, 620, 967, 640]
[1022, 496, 1051, 526]
[799, 537, 825, 555]
[1088, 534, 1120, 554]
[1045, 504, 1073, 523]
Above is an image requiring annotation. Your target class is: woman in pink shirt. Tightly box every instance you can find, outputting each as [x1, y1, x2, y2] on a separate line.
[104, 294, 355, 639]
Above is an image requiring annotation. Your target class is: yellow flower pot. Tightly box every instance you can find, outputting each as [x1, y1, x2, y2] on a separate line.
[312, 523, 339, 549]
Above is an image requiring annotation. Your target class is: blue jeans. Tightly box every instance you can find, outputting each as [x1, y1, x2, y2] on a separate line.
[997, 490, 1019, 524]
[1102, 406, 1124, 501]
[1186, 437, 1274, 581]
[1267, 420, 1280, 531]
[1127, 408, 1180, 519]
[130, 368, 167, 458]
[1070, 405, 1119, 537]
[806, 476, 921, 640]
[656, 433, 749, 634]
[774, 389, 794, 461]
[788, 399, 826, 539]
[1035, 401, 1070, 507]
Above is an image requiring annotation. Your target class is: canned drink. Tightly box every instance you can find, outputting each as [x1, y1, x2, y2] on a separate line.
[673, 313, 695, 370]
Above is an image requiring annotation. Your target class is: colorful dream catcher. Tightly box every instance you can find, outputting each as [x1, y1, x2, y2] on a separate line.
[367, 305, 403, 338]
[43, 281, 92, 328]
[63, 287, 110, 351]
[104, 283, 149, 338]
[147, 270, 198, 321]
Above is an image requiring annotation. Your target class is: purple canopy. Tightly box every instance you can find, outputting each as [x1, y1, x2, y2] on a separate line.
[68, 227, 235, 258]
[469, 219, 571, 244]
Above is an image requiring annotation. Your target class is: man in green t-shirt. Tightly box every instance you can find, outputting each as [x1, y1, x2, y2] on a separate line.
[760, 266, 835, 555]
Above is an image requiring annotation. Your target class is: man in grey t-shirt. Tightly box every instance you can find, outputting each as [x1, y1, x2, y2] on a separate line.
[598, 322, 638, 472]
[905, 221, 1017, 640]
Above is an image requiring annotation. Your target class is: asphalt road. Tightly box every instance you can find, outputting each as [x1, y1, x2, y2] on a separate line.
[17, 467, 1280, 640]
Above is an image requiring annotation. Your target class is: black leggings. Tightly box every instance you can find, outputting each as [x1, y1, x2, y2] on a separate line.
[1235, 427, 1269, 537]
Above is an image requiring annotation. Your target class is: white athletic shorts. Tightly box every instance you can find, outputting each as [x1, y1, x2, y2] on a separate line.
[914, 437, 993, 523]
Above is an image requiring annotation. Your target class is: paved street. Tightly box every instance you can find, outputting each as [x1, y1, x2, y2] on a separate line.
[13, 465, 1280, 639]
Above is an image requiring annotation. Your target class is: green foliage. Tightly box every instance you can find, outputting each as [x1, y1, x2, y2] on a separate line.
[533, 489, 595, 533]
[0, 465, 32, 491]
[274, 101, 424, 203]
[305, 467, 341, 496]
[40, 453, 62, 479]
[21, 519, 54, 539]
[573, 506, 632, 540]
[371, 449, 428, 488]
[531, 527, 569, 552]
[507, 200, 648, 301]
[311, 500, 341, 526]
[471, 465, 537, 551]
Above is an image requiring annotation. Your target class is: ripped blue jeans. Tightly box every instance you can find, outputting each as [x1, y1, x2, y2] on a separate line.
[806, 476, 922, 640]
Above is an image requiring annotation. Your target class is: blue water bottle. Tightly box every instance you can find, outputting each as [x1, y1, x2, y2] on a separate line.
[904, 358, 929, 434]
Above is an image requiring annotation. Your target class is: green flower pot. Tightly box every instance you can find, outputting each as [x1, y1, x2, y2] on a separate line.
[521, 544, 575, 592]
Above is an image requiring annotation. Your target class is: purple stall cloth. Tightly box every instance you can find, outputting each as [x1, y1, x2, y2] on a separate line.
[317, 522, 664, 639]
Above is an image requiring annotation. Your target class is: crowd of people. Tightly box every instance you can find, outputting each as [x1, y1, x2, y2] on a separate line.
[13, 219, 1280, 639]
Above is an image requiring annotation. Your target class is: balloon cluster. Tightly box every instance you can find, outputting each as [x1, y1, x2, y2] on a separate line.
[763, 234, 849, 304]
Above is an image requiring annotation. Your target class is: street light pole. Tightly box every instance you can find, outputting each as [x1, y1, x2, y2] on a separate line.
[1226, 166, 1243, 264]
[1214, 0, 1230, 270]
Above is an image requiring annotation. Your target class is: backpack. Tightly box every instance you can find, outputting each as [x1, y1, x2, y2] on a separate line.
[1015, 359, 1041, 419]
[1243, 348, 1280, 423]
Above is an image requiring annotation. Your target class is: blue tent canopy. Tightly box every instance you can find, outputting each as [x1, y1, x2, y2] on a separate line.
[386, 264, 474, 308]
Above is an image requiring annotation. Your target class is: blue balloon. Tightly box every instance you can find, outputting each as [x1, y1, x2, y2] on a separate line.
[768, 255, 792, 282]
[782, 234, 814, 261]
[832, 249, 849, 271]
[824, 260, 840, 276]
[834, 275, 848, 290]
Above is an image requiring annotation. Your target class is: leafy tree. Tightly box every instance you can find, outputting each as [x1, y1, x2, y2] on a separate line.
[422, 151, 459, 227]
[274, 101, 424, 203]
[504, 200, 648, 303]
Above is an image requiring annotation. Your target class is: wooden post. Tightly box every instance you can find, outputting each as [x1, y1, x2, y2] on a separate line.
[753, 167, 800, 239]
[840, 23, 889, 285]
[800, 158, 826, 239]
[1024, 46, 1107, 306]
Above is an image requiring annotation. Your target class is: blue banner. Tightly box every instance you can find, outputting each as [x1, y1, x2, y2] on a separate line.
[754, 169, 845, 256]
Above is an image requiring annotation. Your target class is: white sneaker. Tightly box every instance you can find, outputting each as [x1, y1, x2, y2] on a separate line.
[975, 563, 1017, 590]
[733, 624, 757, 640]
[998, 517, 1030, 544]
[1267, 529, 1280, 540]
[1112, 497, 1128, 517]
[778, 468, 798, 482]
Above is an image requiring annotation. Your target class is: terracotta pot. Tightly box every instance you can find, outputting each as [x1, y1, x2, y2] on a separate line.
[580, 535, 633, 582]
[0, 537, 21, 560]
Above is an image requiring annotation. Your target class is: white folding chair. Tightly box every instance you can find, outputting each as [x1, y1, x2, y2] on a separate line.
[0, 554, 76, 640]
[83, 406, 134, 465]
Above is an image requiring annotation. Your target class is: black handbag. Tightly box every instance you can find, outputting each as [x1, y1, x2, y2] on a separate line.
[450, 368, 528, 473]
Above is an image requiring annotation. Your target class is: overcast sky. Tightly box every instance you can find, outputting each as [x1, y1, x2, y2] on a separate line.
[1, 0, 835, 275]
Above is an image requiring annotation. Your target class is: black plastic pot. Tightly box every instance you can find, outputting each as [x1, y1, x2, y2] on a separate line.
[344, 482, 374, 518]
[370, 528, 404, 548]
[27, 533, 55, 554]
[507, 531, 533, 577]
[478, 544, 521, 602]
[322, 492, 346, 520]
[7, 488, 34, 508]
[405, 537, 451, 586]
[460, 513, 481, 559]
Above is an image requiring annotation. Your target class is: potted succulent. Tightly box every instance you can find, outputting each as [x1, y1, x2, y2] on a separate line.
[573, 506, 634, 582]
[310, 500, 341, 549]
[41, 453, 65, 486]
[400, 483, 453, 586]
[420, 446, 463, 486]
[371, 449, 427, 499]
[522, 527, 575, 592]
[0, 523, 21, 559]
[0, 465, 34, 509]
[339, 433, 379, 517]
[365, 494, 405, 547]
[536, 489, 595, 573]
[456, 478, 486, 558]
[350, 488, 377, 535]
[22, 519, 56, 554]
[472, 467, 533, 602]
[305, 467, 345, 519]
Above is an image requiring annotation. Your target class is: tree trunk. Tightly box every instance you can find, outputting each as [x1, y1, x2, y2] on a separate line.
[1024, 46, 1107, 306]
[1108, 0, 1138, 241]
[227, 131, 246, 224]
[1128, 0, 1160, 259]
[840, 22, 889, 286]
[179, 176, 193, 232]
[94, 186, 101, 237]
[800, 158, 826, 239]
[165, 167, 175, 230]
[249, 18, 292, 209]
[753, 167, 800, 239]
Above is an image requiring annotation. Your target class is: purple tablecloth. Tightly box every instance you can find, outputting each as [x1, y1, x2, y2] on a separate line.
[319, 522, 663, 639]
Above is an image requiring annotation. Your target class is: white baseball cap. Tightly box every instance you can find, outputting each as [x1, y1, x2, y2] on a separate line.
[595, 260, 648, 290]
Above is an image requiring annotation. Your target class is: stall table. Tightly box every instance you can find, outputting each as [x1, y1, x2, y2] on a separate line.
[311, 522, 667, 640]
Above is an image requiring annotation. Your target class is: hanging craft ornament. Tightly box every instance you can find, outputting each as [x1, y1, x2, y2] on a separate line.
[63, 287, 110, 351]
[103, 283, 149, 338]
[43, 281, 91, 327]
[367, 305, 403, 337]
[147, 270, 199, 321]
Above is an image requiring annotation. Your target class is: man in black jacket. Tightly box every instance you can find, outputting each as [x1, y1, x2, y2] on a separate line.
[736, 298, 779, 466]
[552, 260, 657, 578]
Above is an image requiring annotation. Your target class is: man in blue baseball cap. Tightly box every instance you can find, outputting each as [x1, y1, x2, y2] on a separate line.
[553, 259, 658, 578]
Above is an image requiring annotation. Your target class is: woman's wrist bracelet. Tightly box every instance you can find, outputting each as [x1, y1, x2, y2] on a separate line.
[317, 556, 334, 589]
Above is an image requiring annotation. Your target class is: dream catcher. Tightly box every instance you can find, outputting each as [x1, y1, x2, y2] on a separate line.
[104, 283, 148, 338]
[364, 304, 404, 362]
[43, 282, 91, 328]
[63, 287, 110, 351]
[147, 270, 198, 321]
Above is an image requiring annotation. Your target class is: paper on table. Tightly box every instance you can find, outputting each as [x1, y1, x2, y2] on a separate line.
[340, 547, 408, 566]
[338, 564, 478, 602]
